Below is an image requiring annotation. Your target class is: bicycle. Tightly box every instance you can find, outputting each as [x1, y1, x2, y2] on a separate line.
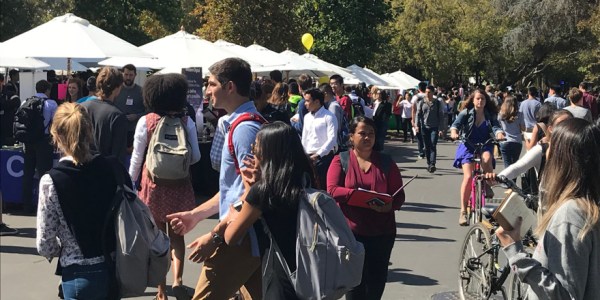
[458, 175, 538, 300]
[458, 137, 501, 226]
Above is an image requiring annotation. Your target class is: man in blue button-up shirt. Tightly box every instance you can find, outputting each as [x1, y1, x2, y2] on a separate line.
[167, 58, 263, 299]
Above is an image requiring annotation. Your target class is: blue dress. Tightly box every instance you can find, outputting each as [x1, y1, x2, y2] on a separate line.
[453, 121, 495, 168]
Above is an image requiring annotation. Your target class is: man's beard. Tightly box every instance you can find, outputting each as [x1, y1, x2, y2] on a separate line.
[124, 79, 134, 86]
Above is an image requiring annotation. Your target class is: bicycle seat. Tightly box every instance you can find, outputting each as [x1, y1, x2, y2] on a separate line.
[482, 203, 500, 219]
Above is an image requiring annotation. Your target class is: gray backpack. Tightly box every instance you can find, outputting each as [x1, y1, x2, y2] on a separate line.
[107, 160, 171, 297]
[263, 188, 365, 299]
[114, 184, 171, 297]
[145, 114, 191, 184]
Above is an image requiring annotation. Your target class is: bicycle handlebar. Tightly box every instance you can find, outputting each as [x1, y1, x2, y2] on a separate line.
[496, 175, 538, 209]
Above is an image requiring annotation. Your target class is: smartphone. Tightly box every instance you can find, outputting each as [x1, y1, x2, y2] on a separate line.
[367, 198, 386, 206]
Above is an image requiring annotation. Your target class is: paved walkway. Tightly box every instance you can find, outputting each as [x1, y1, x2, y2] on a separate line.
[1, 133, 511, 299]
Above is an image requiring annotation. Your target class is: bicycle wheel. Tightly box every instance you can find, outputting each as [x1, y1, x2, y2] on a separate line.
[507, 272, 529, 300]
[474, 179, 483, 224]
[458, 223, 494, 300]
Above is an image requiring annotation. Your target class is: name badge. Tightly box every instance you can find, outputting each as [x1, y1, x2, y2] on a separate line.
[126, 97, 134, 106]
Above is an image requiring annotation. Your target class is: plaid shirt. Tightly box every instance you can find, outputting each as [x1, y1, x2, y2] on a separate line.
[209, 116, 227, 171]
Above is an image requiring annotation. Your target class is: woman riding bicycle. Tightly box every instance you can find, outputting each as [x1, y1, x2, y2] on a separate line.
[450, 88, 505, 226]
[497, 118, 600, 299]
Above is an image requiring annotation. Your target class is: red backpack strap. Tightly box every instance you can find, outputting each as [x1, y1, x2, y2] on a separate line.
[227, 112, 268, 174]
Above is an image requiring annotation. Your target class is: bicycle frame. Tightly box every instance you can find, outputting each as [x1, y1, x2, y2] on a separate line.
[469, 159, 486, 214]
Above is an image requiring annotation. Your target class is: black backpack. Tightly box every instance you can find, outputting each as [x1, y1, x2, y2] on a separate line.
[351, 98, 365, 117]
[13, 96, 48, 143]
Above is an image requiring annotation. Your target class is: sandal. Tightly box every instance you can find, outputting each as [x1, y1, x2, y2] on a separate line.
[459, 212, 468, 226]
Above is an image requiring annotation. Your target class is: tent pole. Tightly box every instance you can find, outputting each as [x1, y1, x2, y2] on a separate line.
[67, 57, 71, 77]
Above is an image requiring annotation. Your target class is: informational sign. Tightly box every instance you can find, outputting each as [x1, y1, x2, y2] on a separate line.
[0, 149, 24, 203]
[182, 68, 203, 112]
[57, 83, 67, 100]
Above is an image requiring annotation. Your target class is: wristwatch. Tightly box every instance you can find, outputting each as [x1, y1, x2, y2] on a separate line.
[211, 232, 224, 245]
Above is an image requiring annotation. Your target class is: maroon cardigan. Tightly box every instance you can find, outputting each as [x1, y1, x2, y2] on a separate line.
[327, 150, 405, 236]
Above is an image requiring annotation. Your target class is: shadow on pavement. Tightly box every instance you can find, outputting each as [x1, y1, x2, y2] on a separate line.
[387, 267, 439, 286]
[401, 202, 460, 213]
[395, 234, 455, 243]
[6, 227, 36, 239]
[0, 245, 39, 256]
[396, 222, 446, 230]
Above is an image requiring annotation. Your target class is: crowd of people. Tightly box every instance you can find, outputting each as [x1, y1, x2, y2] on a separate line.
[0, 56, 599, 300]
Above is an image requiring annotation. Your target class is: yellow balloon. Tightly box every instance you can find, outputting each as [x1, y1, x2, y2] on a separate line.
[302, 33, 314, 51]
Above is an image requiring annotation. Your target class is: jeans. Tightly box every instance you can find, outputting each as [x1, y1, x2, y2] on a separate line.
[422, 127, 439, 166]
[61, 262, 109, 300]
[415, 127, 425, 157]
[22, 136, 54, 208]
[345, 234, 395, 300]
[499, 142, 522, 169]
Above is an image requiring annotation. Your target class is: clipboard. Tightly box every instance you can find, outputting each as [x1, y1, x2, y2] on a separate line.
[347, 175, 418, 209]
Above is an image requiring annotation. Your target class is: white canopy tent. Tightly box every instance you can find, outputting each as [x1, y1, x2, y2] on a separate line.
[382, 70, 422, 90]
[277, 50, 339, 77]
[0, 43, 50, 69]
[1, 13, 152, 70]
[139, 30, 236, 73]
[97, 56, 164, 70]
[214, 40, 286, 72]
[301, 53, 358, 84]
[1, 13, 153, 98]
[346, 64, 396, 88]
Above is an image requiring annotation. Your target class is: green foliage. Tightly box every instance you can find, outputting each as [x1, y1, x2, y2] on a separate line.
[193, 0, 302, 52]
[294, 0, 390, 68]
[0, 0, 184, 45]
[2, 0, 598, 86]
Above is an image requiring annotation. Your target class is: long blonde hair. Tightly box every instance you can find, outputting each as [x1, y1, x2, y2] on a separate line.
[536, 119, 600, 240]
[50, 103, 94, 165]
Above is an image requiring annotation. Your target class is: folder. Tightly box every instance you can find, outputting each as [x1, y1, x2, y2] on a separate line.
[347, 175, 417, 209]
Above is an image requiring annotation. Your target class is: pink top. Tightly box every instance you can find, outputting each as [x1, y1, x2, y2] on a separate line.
[327, 150, 405, 236]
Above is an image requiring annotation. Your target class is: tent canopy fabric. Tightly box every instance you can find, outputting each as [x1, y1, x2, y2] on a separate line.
[140, 30, 238, 70]
[0, 43, 50, 69]
[98, 56, 165, 70]
[301, 54, 358, 84]
[382, 70, 422, 90]
[1, 13, 152, 59]
[214, 40, 286, 71]
[346, 64, 393, 87]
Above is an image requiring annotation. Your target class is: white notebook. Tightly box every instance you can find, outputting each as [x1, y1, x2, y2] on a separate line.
[493, 191, 536, 237]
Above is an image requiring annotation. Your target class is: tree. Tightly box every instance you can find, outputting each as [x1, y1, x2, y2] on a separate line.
[493, 0, 600, 86]
[294, 0, 390, 69]
[192, 0, 302, 52]
[388, 0, 509, 85]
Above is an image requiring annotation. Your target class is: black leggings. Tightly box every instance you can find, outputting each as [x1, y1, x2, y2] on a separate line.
[401, 117, 414, 141]
[345, 234, 395, 300]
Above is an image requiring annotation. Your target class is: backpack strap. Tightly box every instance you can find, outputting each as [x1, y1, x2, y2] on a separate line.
[536, 122, 548, 137]
[537, 142, 549, 184]
[227, 112, 268, 174]
[339, 150, 350, 174]
[339, 150, 392, 175]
